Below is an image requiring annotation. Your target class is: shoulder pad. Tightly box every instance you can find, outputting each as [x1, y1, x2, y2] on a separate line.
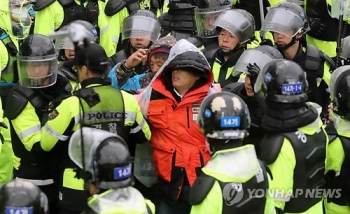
[187, 37, 203, 48]
[259, 134, 284, 165]
[74, 88, 100, 108]
[189, 173, 216, 205]
[4, 86, 29, 120]
[57, 0, 75, 7]
[33, 0, 56, 11]
[305, 44, 321, 70]
[105, 0, 127, 16]
[203, 48, 219, 64]
[320, 52, 336, 71]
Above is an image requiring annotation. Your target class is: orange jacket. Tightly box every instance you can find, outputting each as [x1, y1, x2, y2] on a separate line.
[147, 74, 213, 189]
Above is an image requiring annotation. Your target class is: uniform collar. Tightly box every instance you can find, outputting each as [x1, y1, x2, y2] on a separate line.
[80, 76, 112, 88]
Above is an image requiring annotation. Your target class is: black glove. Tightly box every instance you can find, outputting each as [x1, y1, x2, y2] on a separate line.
[307, 17, 325, 37]
[260, 38, 274, 47]
[246, 63, 260, 87]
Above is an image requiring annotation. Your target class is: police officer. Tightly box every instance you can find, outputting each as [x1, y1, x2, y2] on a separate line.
[254, 59, 328, 213]
[223, 45, 283, 154]
[108, 9, 161, 78]
[0, 179, 49, 214]
[187, 0, 231, 64]
[0, 0, 24, 184]
[158, 0, 197, 40]
[260, 1, 335, 120]
[32, 0, 116, 57]
[210, 9, 256, 86]
[190, 91, 276, 214]
[104, 0, 140, 51]
[40, 42, 151, 214]
[55, 20, 99, 92]
[324, 65, 350, 214]
[305, 0, 348, 58]
[5, 34, 72, 214]
[68, 127, 155, 214]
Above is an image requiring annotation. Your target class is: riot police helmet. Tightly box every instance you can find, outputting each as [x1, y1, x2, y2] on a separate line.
[69, 128, 133, 190]
[17, 34, 58, 88]
[254, 59, 308, 103]
[0, 179, 48, 214]
[197, 91, 251, 140]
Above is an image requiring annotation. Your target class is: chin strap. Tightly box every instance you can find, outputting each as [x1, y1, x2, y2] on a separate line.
[276, 36, 300, 51]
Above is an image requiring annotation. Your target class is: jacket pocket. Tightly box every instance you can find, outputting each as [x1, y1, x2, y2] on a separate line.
[152, 144, 175, 182]
[147, 106, 169, 129]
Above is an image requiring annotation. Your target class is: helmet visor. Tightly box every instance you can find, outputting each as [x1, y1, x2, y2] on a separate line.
[55, 36, 75, 50]
[329, 65, 350, 100]
[213, 10, 255, 43]
[122, 16, 161, 42]
[9, 0, 34, 37]
[195, 6, 231, 38]
[234, 49, 276, 75]
[340, 36, 350, 59]
[17, 54, 58, 88]
[261, 8, 304, 37]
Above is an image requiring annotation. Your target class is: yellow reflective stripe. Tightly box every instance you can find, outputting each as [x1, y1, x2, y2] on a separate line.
[62, 168, 84, 190]
[100, 24, 109, 35]
[43, 123, 69, 141]
[130, 117, 145, 134]
[322, 61, 331, 85]
[126, 111, 136, 122]
[18, 125, 41, 141]
[15, 177, 54, 186]
[212, 62, 220, 82]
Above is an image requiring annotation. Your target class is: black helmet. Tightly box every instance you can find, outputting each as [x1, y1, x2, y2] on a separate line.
[261, 2, 309, 38]
[69, 128, 133, 189]
[194, 0, 232, 38]
[254, 59, 308, 103]
[197, 91, 251, 139]
[0, 179, 48, 214]
[329, 65, 350, 120]
[121, 9, 161, 43]
[17, 34, 58, 88]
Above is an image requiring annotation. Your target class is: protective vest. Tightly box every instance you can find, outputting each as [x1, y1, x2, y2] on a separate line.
[0, 28, 18, 105]
[158, 0, 196, 34]
[57, 0, 99, 32]
[306, 0, 350, 41]
[260, 129, 327, 213]
[76, 86, 128, 139]
[291, 44, 334, 105]
[86, 188, 153, 214]
[190, 159, 270, 214]
[326, 133, 350, 206]
[5, 84, 55, 180]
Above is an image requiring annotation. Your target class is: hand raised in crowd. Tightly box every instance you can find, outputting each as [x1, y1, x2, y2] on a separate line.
[124, 48, 149, 69]
[246, 63, 260, 87]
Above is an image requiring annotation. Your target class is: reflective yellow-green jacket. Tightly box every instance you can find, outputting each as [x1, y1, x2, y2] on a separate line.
[34, 0, 115, 56]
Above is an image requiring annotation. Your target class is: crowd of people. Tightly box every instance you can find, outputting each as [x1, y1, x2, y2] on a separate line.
[0, 0, 350, 213]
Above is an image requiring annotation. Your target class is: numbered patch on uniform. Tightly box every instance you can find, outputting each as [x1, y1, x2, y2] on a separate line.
[48, 109, 59, 120]
[5, 206, 33, 214]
